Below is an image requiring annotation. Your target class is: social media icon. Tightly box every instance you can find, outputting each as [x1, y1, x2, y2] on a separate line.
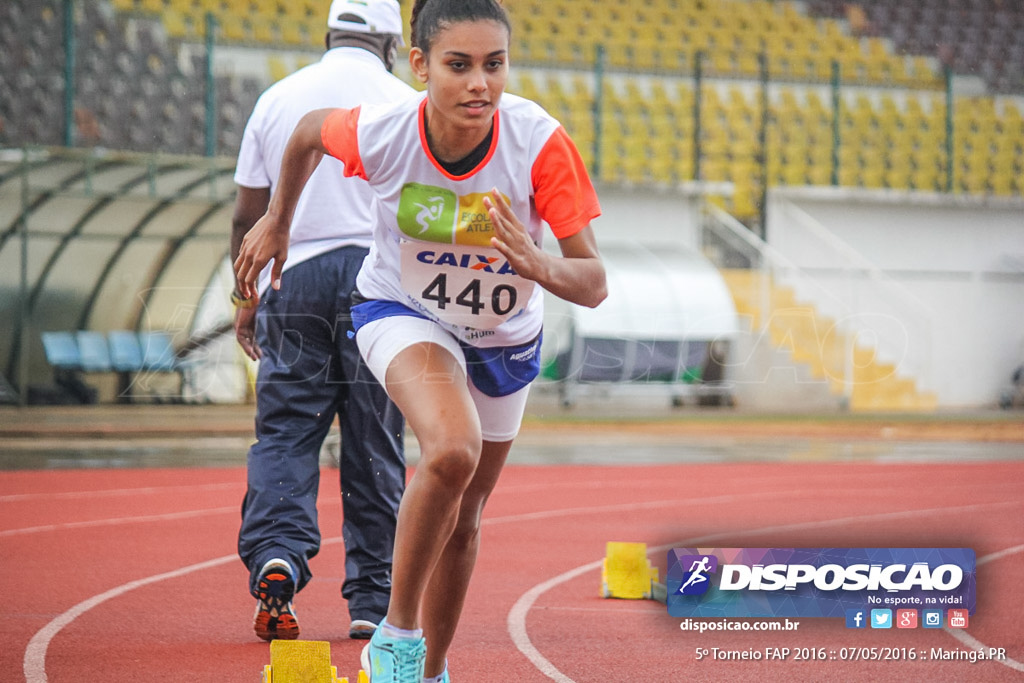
[870, 609, 892, 629]
[948, 609, 969, 628]
[922, 609, 943, 628]
[896, 609, 918, 628]
[845, 609, 867, 629]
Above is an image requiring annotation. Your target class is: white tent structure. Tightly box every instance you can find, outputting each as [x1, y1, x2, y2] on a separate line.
[540, 241, 739, 405]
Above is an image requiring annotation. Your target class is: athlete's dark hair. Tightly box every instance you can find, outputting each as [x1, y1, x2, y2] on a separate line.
[410, 0, 511, 53]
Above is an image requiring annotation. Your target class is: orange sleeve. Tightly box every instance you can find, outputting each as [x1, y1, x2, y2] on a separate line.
[531, 126, 601, 239]
[320, 107, 366, 179]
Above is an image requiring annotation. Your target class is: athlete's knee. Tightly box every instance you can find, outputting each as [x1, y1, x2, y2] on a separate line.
[421, 438, 480, 490]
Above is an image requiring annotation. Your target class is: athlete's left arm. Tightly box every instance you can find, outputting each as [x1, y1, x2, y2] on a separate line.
[485, 189, 607, 308]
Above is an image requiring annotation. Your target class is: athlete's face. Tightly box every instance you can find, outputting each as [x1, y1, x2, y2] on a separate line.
[412, 19, 509, 133]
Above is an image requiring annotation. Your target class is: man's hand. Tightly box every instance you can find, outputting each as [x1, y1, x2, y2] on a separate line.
[234, 302, 261, 360]
[234, 213, 289, 299]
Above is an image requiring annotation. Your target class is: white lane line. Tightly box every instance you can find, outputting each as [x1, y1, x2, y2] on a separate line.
[22, 492, 731, 681]
[942, 543, 1024, 672]
[482, 490, 807, 527]
[1, 507, 237, 538]
[483, 486, 1020, 528]
[507, 500, 1023, 682]
[507, 563, 597, 683]
[22, 535, 345, 683]
[21, 489, 1023, 682]
[0, 482, 240, 503]
[976, 543, 1024, 567]
[23, 555, 238, 683]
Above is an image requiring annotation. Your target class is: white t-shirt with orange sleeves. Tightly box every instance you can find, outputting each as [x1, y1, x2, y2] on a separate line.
[320, 92, 600, 348]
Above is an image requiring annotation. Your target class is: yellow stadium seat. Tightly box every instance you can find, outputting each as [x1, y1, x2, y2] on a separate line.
[220, 16, 246, 42]
[808, 163, 833, 186]
[162, 8, 189, 37]
[675, 156, 695, 183]
[268, 55, 289, 82]
[701, 157, 729, 182]
[709, 50, 733, 75]
[649, 154, 674, 184]
[989, 174, 1014, 196]
[731, 186, 760, 217]
[885, 165, 912, 190]
[911, 165, 940, 192]
[252, 16, 276, 44]
[836, 166, 858, 187]
[737, 52, 761, 77]
[782, 159, 809, 186]
[910, 56, 937, 86]
[279, 19, 305, 46]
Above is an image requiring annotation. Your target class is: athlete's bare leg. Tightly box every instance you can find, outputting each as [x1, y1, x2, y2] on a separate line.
[381, 342, 483, 631]
[421, 438, 512, 677]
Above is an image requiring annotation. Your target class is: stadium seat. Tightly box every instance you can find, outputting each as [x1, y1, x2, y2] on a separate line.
[76, 332, 113, 373]
[41, 333, 82, 373]
[140, 331, 179, 373]
[6, 0, 1021, 209]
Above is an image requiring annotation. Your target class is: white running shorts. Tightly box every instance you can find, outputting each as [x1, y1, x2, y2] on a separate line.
[355, 314, 530, 442]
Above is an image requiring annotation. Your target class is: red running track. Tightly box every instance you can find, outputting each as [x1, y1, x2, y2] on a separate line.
[3, 462, 1023, 682]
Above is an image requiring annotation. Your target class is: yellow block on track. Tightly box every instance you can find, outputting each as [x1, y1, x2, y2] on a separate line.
[262, 640, 349, 683]
[601, 541, 658, 600]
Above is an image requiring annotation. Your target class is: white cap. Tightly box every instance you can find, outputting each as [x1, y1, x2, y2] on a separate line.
[327, 0, 405, 45]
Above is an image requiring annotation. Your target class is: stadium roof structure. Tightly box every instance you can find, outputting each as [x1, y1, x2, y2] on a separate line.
[0, 146, 237, 397]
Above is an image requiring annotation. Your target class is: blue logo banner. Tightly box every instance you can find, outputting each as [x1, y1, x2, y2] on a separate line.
[666, 548, 975, 618]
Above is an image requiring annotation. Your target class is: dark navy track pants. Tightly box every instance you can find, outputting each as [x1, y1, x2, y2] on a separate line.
[238, 245, 405, 623]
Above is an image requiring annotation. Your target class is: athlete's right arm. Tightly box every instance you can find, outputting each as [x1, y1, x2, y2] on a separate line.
[233, 108, 337, 298]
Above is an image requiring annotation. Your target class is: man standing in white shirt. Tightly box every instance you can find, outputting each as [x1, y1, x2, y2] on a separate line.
[230, 0, 415, 642]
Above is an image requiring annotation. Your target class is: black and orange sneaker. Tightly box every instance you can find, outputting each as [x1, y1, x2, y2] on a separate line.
[253, 558, 299, 641]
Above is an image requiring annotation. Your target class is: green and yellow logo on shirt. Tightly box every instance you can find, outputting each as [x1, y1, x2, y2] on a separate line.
[454, 193, 496, 247]
[398, 183, 457, 243]
[397, 183, 507, 247]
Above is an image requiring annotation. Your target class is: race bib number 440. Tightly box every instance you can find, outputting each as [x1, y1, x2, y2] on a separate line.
[399, 241, 534, 330]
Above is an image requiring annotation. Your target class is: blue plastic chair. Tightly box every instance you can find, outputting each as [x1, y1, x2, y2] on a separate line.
[75, 331, 113, 372]
[108, 331, 145, 373]
[41, 332, 82, 371]
[139, 331, 178, 373]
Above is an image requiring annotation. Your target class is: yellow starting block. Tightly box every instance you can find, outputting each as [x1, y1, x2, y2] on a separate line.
[600, 541, 667, 603]
[262, 640, 369, 683]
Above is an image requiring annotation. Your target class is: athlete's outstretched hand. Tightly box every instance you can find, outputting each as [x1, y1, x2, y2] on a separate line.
[234, 213, 289, 299]
[485, 188, 545, 282]
[484, 188, 606, 309]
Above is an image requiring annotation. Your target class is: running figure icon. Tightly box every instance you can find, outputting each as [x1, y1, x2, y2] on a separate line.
[679, 556, 712, 593]
[415, 196, 445, 234]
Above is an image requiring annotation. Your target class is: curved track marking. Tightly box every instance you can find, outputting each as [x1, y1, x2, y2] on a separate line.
[21, 487, 1022, 682]
[23, 536, 347, 683]
[23, 491, 797, 679]
[507, 500, 1023, 682]
[942, 543, 1024, 672]
[23, 555, 239, 683]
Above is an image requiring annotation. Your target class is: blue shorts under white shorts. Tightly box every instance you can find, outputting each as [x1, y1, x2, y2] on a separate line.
[351, 300, 541, 442]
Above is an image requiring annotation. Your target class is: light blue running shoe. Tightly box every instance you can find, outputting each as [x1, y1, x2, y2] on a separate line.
[419, 659, 448, 679]
[423, 666, 450, 683]
[360, 627, 426, 683]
